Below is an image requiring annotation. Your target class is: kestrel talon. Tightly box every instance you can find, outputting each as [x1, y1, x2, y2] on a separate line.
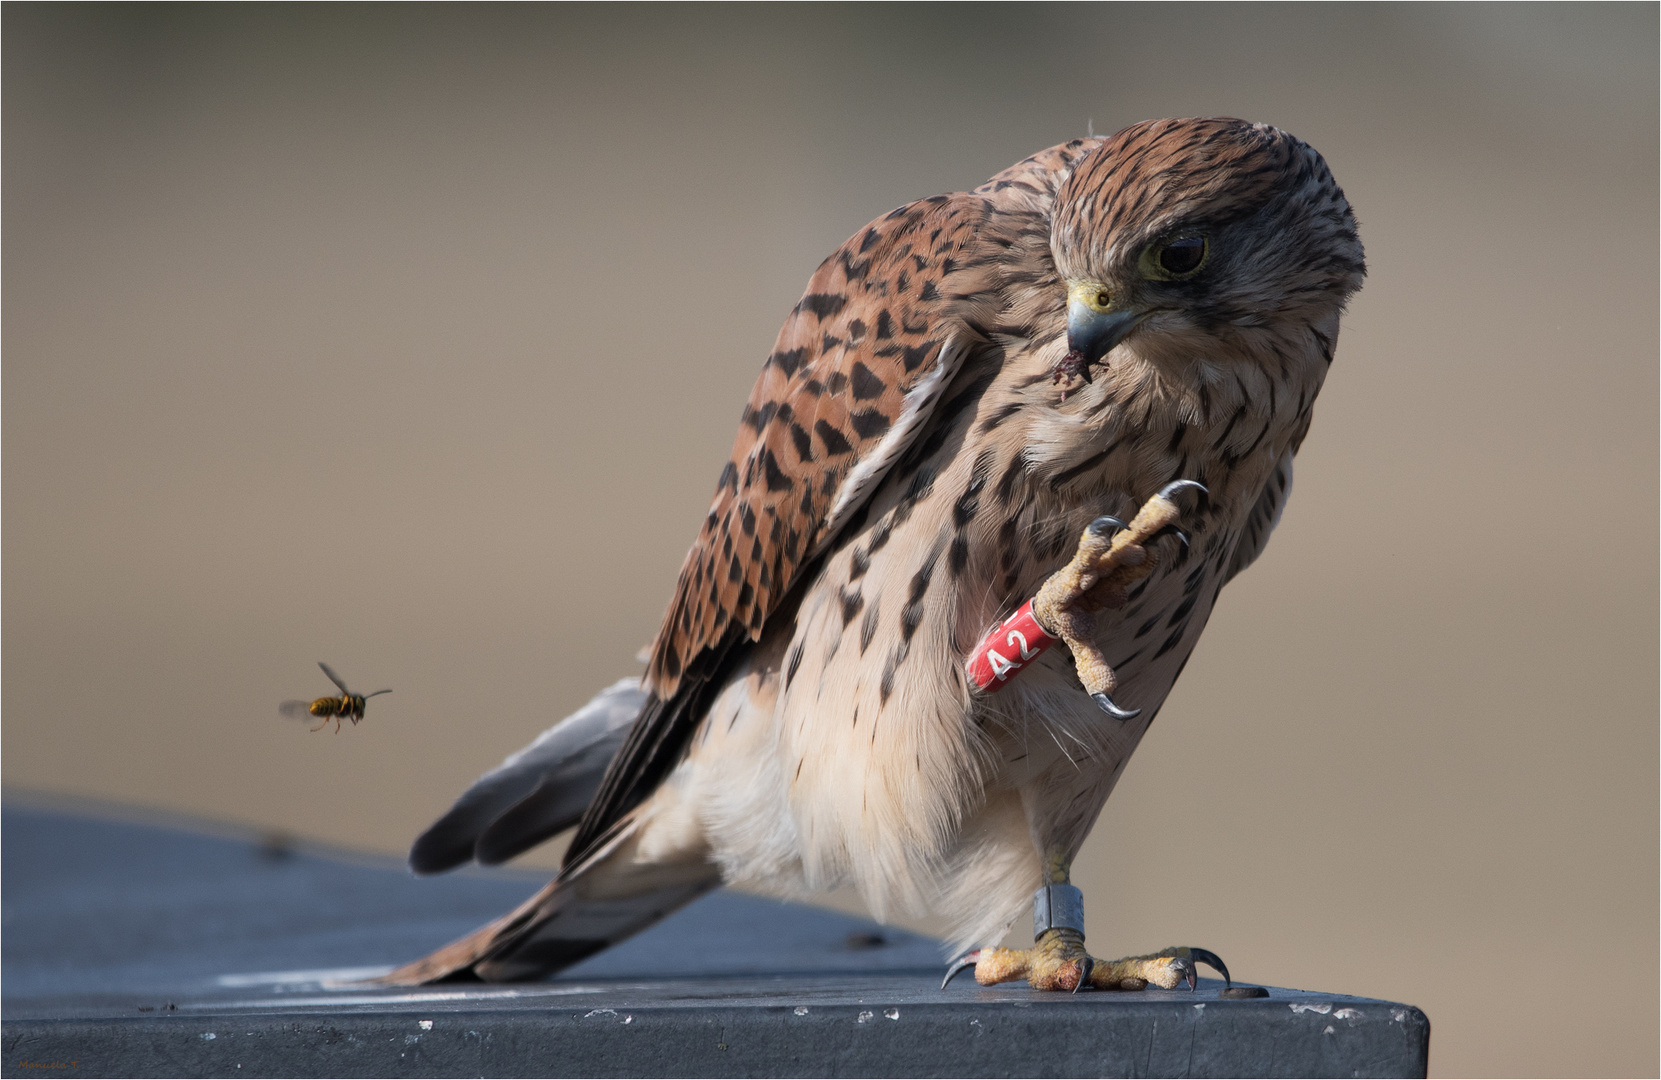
[382, 118, 1364, 990]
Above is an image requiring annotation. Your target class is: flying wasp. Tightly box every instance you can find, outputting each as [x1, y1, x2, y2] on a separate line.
[280, 662, 391, 733]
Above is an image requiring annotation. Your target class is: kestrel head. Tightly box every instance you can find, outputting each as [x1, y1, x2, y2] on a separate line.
[1051, 117, 1365, 368]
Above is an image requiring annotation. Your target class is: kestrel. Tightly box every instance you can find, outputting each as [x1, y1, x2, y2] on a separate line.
[385, 118, 1364, 991]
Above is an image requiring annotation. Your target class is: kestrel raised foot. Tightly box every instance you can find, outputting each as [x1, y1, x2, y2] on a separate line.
[379, 117, 1364, 990]
[1029, 479, 1210, 720]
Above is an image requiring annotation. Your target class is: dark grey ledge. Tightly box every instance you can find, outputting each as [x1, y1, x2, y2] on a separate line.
[1, 800, 1428, 1078]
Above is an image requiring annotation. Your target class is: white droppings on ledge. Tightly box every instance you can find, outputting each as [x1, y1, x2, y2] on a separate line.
[1290, 1002, 1332, 1015]
[794, 1007, 809, 1016]
[1333, 1008, 1361, 1021]
[418, 1020, 433, 1030]
[856, 1010, 874, 1023]
[884, 1008, 899, 1020]
[1194, 1003, 1205, 1011]
[583, 1008, 618, 1020]
[1391, 1009, 1407, 1023]
[200, 1033, 217, 1041]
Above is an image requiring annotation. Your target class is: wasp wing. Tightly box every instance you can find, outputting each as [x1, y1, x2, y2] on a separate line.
[317, 661, 352, 695]
[278, 699, 314, 719]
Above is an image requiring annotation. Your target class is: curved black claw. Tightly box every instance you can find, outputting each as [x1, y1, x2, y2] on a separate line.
[1091, 691, 1141, 722]
[1087, 515, 1128, 538]
[1149, 523, 1191, 550]
[1189, 948, 1231, 986]
[1173, 957, 1199, 991]
[1072, 956, 1094, 994]
[1157, 479, 1209, 509]
[941, 951, 980, 990]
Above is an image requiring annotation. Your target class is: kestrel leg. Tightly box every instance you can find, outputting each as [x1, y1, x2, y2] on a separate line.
[943, 848, 1229, 993]
[940, 481, 1222, 993]
[1031, 480, 1208, 720]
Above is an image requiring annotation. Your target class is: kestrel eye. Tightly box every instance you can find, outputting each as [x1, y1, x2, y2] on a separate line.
[1157, 236, 1207, 277]
[1095, 291, 1110, 308]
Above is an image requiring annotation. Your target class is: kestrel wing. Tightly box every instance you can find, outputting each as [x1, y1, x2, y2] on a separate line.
[561, 138, 1112, 868]
[318, 661, 351, 696]
[565, 187, 1045, 867]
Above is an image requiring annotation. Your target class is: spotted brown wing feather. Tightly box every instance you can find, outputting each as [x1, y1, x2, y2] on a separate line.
[561, 158, 1106, 867]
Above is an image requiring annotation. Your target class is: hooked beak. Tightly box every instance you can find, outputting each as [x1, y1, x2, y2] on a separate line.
[1066, 286, 1150, 369]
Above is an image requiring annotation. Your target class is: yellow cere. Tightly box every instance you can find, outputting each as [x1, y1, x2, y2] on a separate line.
[1067, 281, 1114, 313]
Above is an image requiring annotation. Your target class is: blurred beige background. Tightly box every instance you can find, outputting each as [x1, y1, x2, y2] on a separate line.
[5, 5, 1655, 1075]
